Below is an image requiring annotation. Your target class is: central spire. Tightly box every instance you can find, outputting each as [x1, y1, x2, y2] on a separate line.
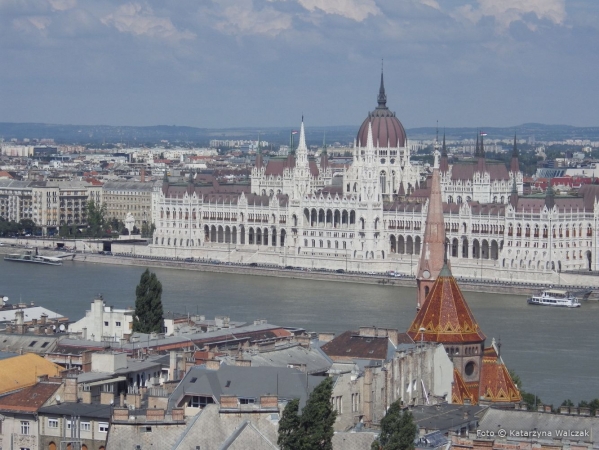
[377, 63, 387, 109]
[416, 168, 447, 309]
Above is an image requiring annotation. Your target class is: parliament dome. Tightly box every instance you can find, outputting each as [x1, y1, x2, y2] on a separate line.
[357, 72, 407, 148]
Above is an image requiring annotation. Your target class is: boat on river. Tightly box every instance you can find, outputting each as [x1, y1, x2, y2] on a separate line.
[527, 289, 581, 308]
[4, 249, 63, 266]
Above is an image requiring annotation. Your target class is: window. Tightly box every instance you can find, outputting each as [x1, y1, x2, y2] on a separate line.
[99, 422, 109, 433]
[115, 321, 121, 327]
[239, 398, 255, 405]
[81, 422, 91, 432]
[104, 321, 109, 326]
[28, 341, 37, 347]
[188, 396, 214, 408]
[48, 418, 59, 428]
[21, 420, 30, 435]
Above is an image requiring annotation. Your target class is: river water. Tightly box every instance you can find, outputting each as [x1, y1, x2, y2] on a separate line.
[0, 258, 597, 406]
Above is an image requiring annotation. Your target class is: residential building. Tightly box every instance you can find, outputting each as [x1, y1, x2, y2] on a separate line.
[0, 179, 102, 234]
[38, 403, 112, 450]
[102, 180, 157, 228]
[68, 295, 134, 343]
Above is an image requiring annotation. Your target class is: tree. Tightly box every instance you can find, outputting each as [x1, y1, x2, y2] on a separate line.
[509, 370, 542, 411]
[372, 401, 417, 450]
[86, 200, 107, 237]
[132, 269, 164, 333]
[298, 377, 337, 450]
[278, 399, 302, 450]
[277, 378, 337, 450]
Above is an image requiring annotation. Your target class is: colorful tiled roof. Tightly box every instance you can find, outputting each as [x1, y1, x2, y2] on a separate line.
[478, 344, 522, 403]
[452, 369, 475, 405]
[407, 264, 486, 344]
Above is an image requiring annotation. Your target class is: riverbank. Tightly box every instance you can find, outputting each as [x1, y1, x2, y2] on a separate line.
[1, 243, 595, 298]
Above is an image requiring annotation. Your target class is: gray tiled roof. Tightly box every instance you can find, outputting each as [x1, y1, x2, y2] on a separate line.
[39, 402, 112, 419]
[168, 365, 324, 411]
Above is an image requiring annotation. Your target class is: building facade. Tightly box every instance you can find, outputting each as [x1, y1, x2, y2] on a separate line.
[102, 180, 157, 229]
[0, 180, 102, 234]
[148, 75, 599, 284]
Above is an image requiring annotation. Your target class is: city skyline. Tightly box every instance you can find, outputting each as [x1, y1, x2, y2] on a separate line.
[1, 0, 598, 129]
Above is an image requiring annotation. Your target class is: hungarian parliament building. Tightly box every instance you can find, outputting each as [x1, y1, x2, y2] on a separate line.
[151, 74, 599, 282]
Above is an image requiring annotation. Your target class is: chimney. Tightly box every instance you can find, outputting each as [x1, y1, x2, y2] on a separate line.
[15, 309, 24, 325]
[40, 314, 47, 325]
[205, 359, 220, 371]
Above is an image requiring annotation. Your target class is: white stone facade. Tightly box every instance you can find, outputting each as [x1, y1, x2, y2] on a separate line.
[68, 297, 133, 342]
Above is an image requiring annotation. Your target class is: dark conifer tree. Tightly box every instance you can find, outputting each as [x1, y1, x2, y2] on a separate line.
[132, 269, 164, 333]
[298, 377, 337, 450]
[277, 398, 302, 450]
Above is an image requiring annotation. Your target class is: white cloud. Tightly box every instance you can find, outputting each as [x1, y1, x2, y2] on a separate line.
[214, 2, 292, 36]
[297, 0, 379, 22]
[419, 0, 440, 11]
[48, 0, 76, 11]
[455, 0, 566, 31]
[13, 15, 51, 32]
[102, 3, 195, 41]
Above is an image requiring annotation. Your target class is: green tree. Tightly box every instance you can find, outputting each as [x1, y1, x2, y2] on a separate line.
[86, 200, 107, 237]
[278, 399, 302, 450]
[298, 377, 337, 450]
[372, 401, 417, 450]
[132, 269, 164, 333]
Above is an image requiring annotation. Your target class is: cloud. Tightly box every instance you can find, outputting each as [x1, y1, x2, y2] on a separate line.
[12, 15, 51, 32]
[48, 0, 76, 11]
[102, 3, 195, 41]
[419, 0, 440, 11]
[297, 0, 379, 22]
[454, 0, 566, 31]
[214, 1, 292, 36]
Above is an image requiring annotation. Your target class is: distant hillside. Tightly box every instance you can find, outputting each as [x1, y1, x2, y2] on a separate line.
[0, 122, 598, 146]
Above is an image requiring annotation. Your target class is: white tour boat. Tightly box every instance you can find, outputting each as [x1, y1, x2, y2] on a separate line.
[527, 289, 581, 308]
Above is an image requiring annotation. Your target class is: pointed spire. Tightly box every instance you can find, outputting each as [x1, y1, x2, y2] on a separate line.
[366, 117, 375, 154]
[480, 133, 485, 157]
[545, 180, 555, 209]
[377, 61, 387, 109]
[416, 168, 447, 309]
[298, 117, 307, 152]
[510, 133, 520, 173]
[474, 134, 480, 157]
[439, 132, 449, 173]
[509, 177, 519, 208]
[322, 130, 327, 154]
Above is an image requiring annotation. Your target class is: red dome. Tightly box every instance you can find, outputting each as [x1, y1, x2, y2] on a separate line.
[357, 72, 407, 148]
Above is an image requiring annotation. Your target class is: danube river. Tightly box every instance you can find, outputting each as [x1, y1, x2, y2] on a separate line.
[1, 258, 597, 406]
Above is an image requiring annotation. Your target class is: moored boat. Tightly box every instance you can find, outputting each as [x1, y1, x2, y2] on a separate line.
[4, 249, 63, 266]
[527, 289, 580, 308]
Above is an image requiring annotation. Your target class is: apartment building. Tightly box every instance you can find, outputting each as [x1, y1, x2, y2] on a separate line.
[102, 180, 157, 228]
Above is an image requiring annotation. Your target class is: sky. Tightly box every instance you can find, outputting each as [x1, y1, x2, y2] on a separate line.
[1, 0, 598, 129]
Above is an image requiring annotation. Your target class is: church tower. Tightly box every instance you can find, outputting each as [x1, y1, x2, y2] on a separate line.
[415, 168, 446, 309]
[293, 118, 311, 198]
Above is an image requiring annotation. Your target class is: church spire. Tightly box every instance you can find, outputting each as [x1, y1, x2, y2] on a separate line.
[416, 168, 446, 309]
[439, 132, 449, 173]
[377, 62, 387, 109]
[509, 177, 519, 208]
[298, 116, 307, 152]
[510, 133, 520, 173]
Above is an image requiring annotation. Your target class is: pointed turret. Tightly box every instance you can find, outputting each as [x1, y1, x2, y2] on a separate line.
[439, 132, 449, 173]
[477, 133, 487, 173]
[416, 168, 446, 309]
[545, 181, 555, 209]
[255, 133, 263, 168]
[296, 117, 309, 170]
[320, 130, 328, 169]
[162, 171, 169, 194]
[377, 67, 387, 109]
[510, 133, 520, 173]
[509, 178, 519, 208]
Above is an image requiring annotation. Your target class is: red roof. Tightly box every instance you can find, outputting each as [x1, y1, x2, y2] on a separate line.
[0, 382, 61, 412]
[407, 265, 486, 344]
[478, 345, 522, 403]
